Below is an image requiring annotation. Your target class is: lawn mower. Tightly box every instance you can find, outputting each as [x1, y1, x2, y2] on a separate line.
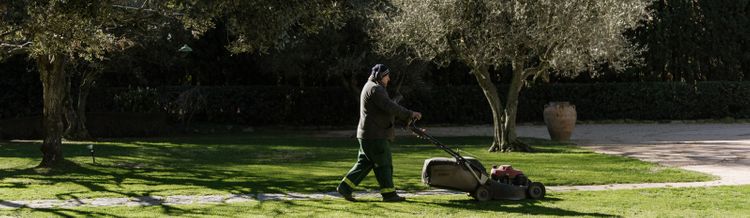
[408, 121, 545, 201]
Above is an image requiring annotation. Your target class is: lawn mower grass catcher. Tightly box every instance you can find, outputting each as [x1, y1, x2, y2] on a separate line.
[408, 121, 545, 201]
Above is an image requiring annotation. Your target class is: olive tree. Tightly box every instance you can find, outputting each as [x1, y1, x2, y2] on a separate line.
[372, 0, 651, 152]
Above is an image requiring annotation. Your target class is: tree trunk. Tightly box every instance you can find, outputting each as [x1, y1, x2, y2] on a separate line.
[37, 54, 67, 168]
[500, 59, 533, 152]
[63, 65, 95, 140]
[73, 74, 94, 138]
[338, 72, 360, 104]
[469, 64, 506, 152]
[63, 74, 83, 140]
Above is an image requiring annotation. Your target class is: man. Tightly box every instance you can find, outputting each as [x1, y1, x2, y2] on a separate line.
[336, 64, 422, 202]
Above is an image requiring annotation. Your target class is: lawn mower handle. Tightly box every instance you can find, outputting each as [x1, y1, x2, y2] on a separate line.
[406, 119, 471, 165]
[407, 119, 491, 183]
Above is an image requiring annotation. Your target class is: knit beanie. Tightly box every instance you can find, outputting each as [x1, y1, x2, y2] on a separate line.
[371, 64, 390, 80]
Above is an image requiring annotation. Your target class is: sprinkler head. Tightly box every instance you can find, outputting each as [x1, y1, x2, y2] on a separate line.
[87, 144, 96, 164]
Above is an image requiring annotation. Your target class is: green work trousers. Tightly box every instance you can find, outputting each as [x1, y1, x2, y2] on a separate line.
[338, 139, 397, 196]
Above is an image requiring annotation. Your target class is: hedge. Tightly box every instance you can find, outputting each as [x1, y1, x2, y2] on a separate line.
[3, 82, 750, 126]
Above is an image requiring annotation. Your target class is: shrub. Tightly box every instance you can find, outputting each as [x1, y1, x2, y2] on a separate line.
[6, 82, 750, 127]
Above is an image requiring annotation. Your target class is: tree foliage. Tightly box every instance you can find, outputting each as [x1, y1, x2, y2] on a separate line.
[155, 1, 344, 54]
[372, 0, 650, 151]
[374, 0, 650, 76]
[1, 1, 133, 61]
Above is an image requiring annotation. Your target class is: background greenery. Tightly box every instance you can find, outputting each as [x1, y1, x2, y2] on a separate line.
[4, 81, 750, 139]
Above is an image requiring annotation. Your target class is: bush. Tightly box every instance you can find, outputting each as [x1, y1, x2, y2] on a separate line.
[89, 86, 360, 126]
[6, 82, 750, 127]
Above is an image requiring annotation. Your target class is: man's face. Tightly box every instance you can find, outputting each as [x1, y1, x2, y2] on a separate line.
[381, 73, 390, 87]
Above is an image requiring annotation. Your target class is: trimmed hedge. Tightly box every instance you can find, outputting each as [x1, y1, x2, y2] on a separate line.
[86, 86, 360, 126]
[4, 82, 750, 126]
[401, 82, 750, 124]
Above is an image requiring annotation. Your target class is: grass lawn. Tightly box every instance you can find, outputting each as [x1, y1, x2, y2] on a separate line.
[0, 133, 713, 201]
[2, 185, 749, 217]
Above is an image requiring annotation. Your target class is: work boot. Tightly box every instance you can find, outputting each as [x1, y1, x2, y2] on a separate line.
[337, 186, 357, 202]
[382, 193, 406, 202]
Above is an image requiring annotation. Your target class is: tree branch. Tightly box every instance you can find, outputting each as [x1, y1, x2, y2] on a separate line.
[1, 42, 32, 49]
[522, 62, 550, 80]
[1, 41, 32, 57]
[0, 27, 22, 38]
[112, 4, 184, 16]
[521, 42, 559, 79]
[112, 4, 155, 12]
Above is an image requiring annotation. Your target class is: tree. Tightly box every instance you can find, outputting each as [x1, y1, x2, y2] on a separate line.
[1, 0, 136, 167]
[373, 0, 650, 152]
[1, 0, 344, 167]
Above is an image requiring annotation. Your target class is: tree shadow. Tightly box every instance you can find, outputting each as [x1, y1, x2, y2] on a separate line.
[0, 136, 360, 201]
[5, 207, 126, 218]
[0, 133, 618, 204]
[0, 140, 41, 158]
[265, 199, 372, 216]
[430, 197, 619, 217]
[0, 200, 24, 208]
[3, 202, 217, 218]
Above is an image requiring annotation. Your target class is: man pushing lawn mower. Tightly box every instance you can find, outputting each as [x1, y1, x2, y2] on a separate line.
[336, 64, 422, 202]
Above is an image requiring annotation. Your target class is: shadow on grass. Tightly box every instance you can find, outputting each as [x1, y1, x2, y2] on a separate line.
[0, 141, 41, 158]
[0, 136, 362, 200]
[0, 134, 599, 202]
[3, 207, 126, 218]
[0, 160, 346, 199]
[153, 203, 211, 217]
[0, 200, 24, 208]
[2, 202, 219, 218]
[432, 198, 619, 217]
[250, 196, 618, 217]
[268, 200, 379, 217]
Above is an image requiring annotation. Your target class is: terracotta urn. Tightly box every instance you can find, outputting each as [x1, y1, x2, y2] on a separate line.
[543, 102, 577, 141]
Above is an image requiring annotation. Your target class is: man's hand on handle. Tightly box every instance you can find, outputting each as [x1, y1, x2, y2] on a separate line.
[411, 112, 422, 120]
[409, 112, 426, 139]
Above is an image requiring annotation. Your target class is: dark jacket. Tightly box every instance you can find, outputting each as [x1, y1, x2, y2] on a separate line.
[357, 80, 413, 140]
